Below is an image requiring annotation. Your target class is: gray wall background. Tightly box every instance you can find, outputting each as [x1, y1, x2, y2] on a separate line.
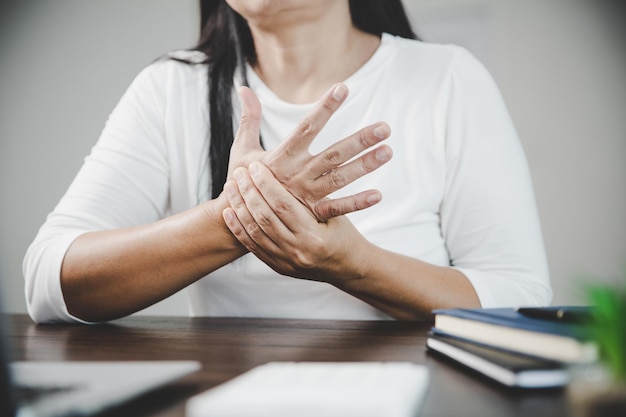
[1, 0, 624, 316]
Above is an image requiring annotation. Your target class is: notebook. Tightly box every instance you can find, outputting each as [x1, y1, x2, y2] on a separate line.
[186, 361, 430, 417]
[0, 299, 200, 417]
[426, 333, 569, 388]
[431, 307, 597, 363]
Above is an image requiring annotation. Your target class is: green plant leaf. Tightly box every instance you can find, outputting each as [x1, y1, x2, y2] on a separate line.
[585, 272, 626, 382]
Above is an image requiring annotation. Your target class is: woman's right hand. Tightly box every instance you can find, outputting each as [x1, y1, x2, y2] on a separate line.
[227, 84, 393, 222]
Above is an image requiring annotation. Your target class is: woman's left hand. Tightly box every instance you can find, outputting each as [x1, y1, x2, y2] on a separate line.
[222, 161, 368, 285]
[227, 85, 392, 222]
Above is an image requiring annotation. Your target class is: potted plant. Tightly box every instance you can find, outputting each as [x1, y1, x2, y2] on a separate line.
[569, 272, 626, 417]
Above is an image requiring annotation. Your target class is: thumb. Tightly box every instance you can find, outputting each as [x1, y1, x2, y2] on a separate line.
[234, 86, 262, 150]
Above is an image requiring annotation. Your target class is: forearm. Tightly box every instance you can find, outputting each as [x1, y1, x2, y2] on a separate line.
[335, 242, 481, 320]
[60, 194, 246, 322]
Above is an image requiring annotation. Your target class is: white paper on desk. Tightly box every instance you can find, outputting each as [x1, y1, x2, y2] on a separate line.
[186, 361, 429, 417]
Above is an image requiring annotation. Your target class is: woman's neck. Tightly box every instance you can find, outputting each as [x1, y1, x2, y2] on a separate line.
[246, 5, 380, 104]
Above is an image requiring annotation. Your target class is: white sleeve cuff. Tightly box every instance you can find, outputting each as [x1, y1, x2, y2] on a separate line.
[453, 267, 552, 309]
[24, 230, 96, 324]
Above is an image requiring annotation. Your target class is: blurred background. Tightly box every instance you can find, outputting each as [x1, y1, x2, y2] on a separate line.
[1, 0, 624, 316]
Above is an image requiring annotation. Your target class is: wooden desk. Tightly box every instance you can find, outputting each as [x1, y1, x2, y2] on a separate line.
[6, 314, 571, 417]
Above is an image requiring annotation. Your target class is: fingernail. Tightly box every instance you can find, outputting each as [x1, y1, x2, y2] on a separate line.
[332, 84, 348, 100]
[375, 146, 391, 161]
[249, 162, 259, 177]
[233, 169, 243, 182]
[373, 123, 389, 139]
[367, 193, 381, 204]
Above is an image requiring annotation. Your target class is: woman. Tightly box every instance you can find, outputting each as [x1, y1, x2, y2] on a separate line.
[24, 0, 551, 323]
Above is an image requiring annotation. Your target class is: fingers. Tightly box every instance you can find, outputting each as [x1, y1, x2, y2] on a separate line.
[233, 86, 262, 150]
[298, 122, 392, 203]
[314, 143, 393, 199]
[222, 205, 278, 267]
[247, 162, 315, 231]
[223, 180, 279, 257]
[308, 122, 391, 178]
[224, 164, 303, 244]
[277, 83, 349, 155]
[229, 160, 384, 225]
[230, 84, 391, 224]
[313, 190, 382, 222]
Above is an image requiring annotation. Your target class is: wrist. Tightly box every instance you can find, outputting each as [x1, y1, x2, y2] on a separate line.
[329, 236, 376, 289]
[196, 192, 247, 254]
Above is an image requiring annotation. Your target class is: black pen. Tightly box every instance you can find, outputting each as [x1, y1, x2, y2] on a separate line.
[516, 307, 591, 323]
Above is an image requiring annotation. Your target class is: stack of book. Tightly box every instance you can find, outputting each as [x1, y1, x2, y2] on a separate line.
[427, 306, 598, 389]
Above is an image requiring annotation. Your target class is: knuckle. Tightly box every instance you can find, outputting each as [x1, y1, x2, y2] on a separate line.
[274, 199, 291, 217]
[239, 112, 254, 127]
[239, 113, 250, 126]
[323, 148, 343, 167]
[296, 117, 318, 137]
[316, 197, 365, 220]
[287, 234, 328, 273]
[328, 168, 347, 189]
[321, 98, 335, 114]
[242, 239, 259, 254]
[329, 205, 343, 219]
[230, 224, 259, 253]
[256, 211, 272, 229]
[314, 202, 332, 221]
[326, 202, 344, 219]
[246, 222, 264, 240]
[293, 248, 316, 269]
[358, 129, 372, 149]
[360, 154, 377, 173]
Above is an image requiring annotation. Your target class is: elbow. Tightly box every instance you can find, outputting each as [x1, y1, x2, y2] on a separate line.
[23, 240, 85, 324]
[460, 267, 553, 309]
[24, 273, 73, 324]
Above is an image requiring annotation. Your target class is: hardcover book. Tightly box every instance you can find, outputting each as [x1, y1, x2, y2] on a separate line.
[427, 333, 569, 388]
[431, 307, 597, 363]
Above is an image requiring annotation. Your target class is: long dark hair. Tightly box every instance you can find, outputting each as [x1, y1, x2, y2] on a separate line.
[190, 0, 417, 199]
